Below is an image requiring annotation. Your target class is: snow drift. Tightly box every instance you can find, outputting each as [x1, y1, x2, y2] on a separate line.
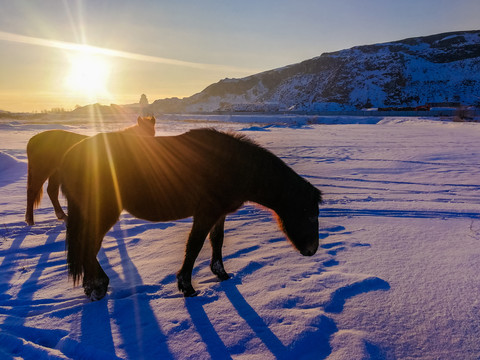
[0, 151, 26, 187]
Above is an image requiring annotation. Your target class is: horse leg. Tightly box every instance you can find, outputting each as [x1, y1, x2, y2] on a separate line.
[66, 196, 119, 301]
[209, 216, 230, 281]
[25, 167, 45, 226]
[25, 186, 38, 226]
[82, 210, 120, 301]
[47, 171, 67, 221]
[83, 256, 110, 301]
[177, 214, 220, 297]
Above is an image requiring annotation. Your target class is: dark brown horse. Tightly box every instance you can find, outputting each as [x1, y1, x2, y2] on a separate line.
[59, 128, 321, 300]
[25, 116, 155, 225]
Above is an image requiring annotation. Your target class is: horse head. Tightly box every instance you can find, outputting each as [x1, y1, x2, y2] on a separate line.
[136, 116, 156, 136]
[277, 185, 321, 256]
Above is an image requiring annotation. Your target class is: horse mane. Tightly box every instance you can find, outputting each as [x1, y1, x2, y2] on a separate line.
[185, 128, 259, 146]
[184, 128, 322, 204]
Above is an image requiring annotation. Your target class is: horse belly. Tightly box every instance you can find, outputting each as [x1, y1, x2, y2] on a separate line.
[121, 188, 196, 222]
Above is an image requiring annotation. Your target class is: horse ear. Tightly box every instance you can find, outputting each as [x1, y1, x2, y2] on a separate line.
[137, 116, 142, 125]
[150, 116, 156, 125]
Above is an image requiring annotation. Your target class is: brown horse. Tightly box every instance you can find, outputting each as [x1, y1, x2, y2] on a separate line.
[25, 116, 155, 225]
[59, 128, 321, 300]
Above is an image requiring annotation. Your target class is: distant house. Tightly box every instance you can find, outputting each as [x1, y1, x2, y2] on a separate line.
[428, 102, 461, 108]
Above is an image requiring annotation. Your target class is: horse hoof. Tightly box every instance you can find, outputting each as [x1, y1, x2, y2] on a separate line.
[25, 215, 34, 226]
[183, 289, 199, 297]
[83, 278, 109, 301]
[58, 214, 68, 222]
[179, 284, 198, 297]
[210, 261, 230, 281]
[177, 273, 198, 297]
[89, 288, 108, 301]
[216, 271, 230, 281]
[85, 286, 108, 301]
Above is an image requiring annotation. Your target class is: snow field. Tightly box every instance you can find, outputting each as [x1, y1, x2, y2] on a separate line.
[0, 116, 479, 359]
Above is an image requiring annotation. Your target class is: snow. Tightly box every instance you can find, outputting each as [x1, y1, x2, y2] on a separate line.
[1, 115, 480, 359]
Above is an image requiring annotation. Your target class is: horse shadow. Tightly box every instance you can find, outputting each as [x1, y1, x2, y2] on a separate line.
[0, 219, 174, 359]
[0, 230, 29, 302]
[185, 295, 233, 359]
[0, 224, 86, 356]
[87, 219, 344, 359]
[184, 274, 337, 359]
[87, 222, 174, 360]
[183, 224, 390, 359]
[0, 213, 391, 359]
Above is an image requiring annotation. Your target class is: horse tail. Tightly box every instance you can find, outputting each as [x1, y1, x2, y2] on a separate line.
[27, 163, 44, 209]
[26, 138, 44, 210]
[65, 198, 99, 286]
[65, 199, 83, 285]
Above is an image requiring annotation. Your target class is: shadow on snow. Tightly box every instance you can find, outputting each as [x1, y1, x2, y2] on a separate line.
[0, 217, 391, 359]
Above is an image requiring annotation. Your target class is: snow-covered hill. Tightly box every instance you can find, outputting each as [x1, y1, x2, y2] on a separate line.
[149, 30, 480, 113]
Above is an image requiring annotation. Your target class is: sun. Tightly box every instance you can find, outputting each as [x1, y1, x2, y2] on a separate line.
[65, 53, 111, 97]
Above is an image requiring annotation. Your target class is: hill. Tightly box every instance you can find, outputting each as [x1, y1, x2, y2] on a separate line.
[149, 30, 480, 113]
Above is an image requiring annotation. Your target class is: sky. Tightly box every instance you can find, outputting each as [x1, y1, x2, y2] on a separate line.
[1, 0, 480, 112]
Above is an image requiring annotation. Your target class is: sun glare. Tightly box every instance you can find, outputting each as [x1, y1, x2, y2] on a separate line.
[65, 53, 111, 97]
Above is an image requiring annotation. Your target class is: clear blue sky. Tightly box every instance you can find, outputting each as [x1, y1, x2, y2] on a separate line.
[1, 0, 479, 111]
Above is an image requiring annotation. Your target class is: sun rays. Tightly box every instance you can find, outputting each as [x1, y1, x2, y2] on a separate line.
[65, 53, 111, 98]
[0, 30, 257, 73]
[0, 29, 260, 113]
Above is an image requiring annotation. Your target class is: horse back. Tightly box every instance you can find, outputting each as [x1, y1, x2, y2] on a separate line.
[60, 130, 252, 222]
[27, 130, 88, 173]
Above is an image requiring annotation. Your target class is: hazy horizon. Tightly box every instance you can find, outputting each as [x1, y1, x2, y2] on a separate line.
[1, 0, 480, 112]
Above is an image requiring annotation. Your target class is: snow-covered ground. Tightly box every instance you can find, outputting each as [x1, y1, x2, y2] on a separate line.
[1, 115, 480, 359]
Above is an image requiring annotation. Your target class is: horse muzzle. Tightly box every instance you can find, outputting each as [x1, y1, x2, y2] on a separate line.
[300, 242, 318, 256]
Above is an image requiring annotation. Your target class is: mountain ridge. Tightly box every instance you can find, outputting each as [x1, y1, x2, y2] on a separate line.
[149, 30, 480, 113]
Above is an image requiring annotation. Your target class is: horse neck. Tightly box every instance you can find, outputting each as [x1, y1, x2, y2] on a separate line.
[248, 155, 297, 213]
